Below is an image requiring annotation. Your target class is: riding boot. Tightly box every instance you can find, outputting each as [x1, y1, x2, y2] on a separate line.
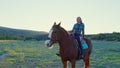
[56, 53, 60, 56]
[80, 47, 84, 58]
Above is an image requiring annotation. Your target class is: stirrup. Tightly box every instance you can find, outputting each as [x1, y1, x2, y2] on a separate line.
[80, 54, 84, 59]
[79, 54, 84, 59]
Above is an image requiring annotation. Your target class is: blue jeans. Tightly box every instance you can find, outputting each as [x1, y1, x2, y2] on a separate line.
[74, 33, 83, 56]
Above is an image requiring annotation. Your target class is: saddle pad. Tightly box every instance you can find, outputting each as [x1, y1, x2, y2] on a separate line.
[81, 40, 88, 49]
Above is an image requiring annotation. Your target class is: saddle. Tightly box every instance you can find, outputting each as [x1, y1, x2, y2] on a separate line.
[71, 34, 88, 50]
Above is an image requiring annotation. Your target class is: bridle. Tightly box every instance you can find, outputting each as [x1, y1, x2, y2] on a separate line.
[48, 29, 60, 43]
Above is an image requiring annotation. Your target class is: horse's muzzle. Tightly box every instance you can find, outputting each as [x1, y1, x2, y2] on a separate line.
[45, 40, 53, 47]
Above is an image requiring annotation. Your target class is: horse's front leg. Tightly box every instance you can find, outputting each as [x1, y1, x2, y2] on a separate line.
[70, 59, 76, 68]
[62, 60, 68, 68]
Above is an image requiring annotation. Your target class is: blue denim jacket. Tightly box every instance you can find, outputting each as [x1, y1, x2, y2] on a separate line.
[72, 23, 84, 35]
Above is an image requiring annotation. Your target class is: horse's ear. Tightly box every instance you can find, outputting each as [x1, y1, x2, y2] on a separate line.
[54, 22, 56, 25]
[58, 22, 61, 26]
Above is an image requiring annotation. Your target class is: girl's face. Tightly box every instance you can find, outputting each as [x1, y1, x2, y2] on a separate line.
[77, 17, 81, 23]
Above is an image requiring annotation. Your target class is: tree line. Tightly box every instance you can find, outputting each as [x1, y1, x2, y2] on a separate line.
[0, 32, 120, 41]
[90, 32, 120, 41]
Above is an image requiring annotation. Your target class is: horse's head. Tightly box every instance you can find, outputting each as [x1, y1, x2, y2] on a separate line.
[45, 22, 62, 48]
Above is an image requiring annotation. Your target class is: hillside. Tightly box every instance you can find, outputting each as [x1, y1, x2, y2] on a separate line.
[0, 26, 120, 41]
[0, 26, 48, 40]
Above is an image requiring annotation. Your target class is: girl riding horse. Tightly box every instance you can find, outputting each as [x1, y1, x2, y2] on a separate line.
[45, 22, 92, 68]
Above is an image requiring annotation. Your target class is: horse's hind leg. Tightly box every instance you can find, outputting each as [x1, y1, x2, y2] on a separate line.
[84, 57, 90, 68]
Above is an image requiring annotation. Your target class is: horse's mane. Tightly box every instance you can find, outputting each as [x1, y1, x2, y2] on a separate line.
[58, 26, 71, 39]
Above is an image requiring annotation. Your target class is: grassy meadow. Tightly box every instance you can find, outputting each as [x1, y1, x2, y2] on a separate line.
[0, 40, 120, 68]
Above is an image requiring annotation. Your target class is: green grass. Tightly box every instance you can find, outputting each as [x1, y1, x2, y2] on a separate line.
[0, 40, 120, 68]
[91, 40, 120, 68]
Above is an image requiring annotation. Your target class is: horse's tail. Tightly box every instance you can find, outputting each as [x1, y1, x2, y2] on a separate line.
[84, 38, 92, 55]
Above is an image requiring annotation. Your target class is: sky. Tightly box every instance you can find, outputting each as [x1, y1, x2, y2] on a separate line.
[0, 0, 120, 34]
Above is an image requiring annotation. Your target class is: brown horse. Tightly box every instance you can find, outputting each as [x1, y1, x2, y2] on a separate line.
[45, 22, 92, 68]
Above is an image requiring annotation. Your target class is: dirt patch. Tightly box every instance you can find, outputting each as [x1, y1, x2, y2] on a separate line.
[0, 40, 14, 42]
